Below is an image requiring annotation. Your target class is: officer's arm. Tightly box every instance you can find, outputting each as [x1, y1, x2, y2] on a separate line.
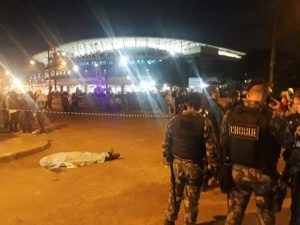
[269, 114, 294, 155]
[203, 117, 219, 170]
[269, 114, 294, 184]
[220, 111, 230, 162]
[162, 117, 175, 161]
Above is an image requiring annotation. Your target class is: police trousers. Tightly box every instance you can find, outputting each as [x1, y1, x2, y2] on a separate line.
[165, 158, 203, 225]
[225, 164, 275, 225]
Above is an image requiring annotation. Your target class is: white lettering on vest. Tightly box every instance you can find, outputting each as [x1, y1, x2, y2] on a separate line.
[229, 124, 259, 140]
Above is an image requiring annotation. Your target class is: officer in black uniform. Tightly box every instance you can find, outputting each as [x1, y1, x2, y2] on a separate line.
[221, 79, 294, 225]
[163, 93, 219, 225]
[283, 91, 300, 225]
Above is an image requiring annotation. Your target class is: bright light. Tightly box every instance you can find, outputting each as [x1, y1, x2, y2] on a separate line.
[30, 60, 35, 65]
[73, 65, 79, 72]
[94, 63, 99, 67]
[140, 81, 148, 89]
[139, 79, 157, 92]
[218, 50, 241, 59]
[119, 56, 128, 66]
[162, 84, 170, 91]
[5, 71, 11, 75]
[169, 50, 176, 56]
[200, 81, 208, 89]
[150, 80, 156, 86]
[12, 78, 24, 91]
[61, 61, 67, 66]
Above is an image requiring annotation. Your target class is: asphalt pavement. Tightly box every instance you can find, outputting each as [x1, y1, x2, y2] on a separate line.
[0, 114, 292, 225]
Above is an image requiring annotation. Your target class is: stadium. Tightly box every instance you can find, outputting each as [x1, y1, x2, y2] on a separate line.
[30, 37, 246, 94]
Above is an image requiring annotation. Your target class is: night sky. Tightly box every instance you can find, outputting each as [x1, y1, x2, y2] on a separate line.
[0, 0, 300, 76]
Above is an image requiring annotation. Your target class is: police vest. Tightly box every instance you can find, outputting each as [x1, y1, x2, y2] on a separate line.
[171, 114, 206, 162]
[227, 105, 281, 173]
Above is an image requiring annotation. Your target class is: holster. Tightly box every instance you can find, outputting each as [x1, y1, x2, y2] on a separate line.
[218, 161, 233, 193]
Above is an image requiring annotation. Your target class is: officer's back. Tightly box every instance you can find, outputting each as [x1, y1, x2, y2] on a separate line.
[221, 79, 294, 225]
[163, 92, 219, 225]
[171, 109, 206, 162]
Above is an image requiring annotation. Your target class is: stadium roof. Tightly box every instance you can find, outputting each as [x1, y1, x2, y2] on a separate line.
[32, 37, 246, 64]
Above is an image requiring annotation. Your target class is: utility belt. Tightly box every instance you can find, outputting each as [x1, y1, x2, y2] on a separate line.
[174, 154, 205, 166]
[233, 163, 278, 180]
[173, 155, 205, 186]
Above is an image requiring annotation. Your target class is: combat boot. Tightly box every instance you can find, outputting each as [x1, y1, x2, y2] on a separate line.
[164, 219, 175, 225]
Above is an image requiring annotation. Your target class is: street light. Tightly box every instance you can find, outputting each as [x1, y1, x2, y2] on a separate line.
[61, 61, 67, 67]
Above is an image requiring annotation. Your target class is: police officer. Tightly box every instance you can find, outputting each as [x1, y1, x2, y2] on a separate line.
[221, 79, 294, 225]
[203, 85, 224, 139]
[163, 93, 219, 225]
[283, 91, 300, 225]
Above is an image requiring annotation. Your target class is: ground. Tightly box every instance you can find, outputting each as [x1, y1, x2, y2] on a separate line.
[0, 114, 292, 225]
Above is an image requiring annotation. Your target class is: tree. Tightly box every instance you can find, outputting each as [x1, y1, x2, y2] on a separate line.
[269, 0, 300, 86]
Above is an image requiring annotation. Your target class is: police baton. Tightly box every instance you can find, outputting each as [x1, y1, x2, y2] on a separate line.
[169, 161, 177, 212]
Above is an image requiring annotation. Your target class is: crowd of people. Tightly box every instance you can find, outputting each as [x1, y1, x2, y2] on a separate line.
[1, 79, 300, 224]
[0, 90, 48, 134]
[162, 80, 300, 225]
[0, 86, 174, 134]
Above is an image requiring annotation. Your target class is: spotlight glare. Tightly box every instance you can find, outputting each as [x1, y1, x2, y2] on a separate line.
[12, 78, 24, 91]
[201, 81, 208, 89]
[73, 65, 79, 72]
[119, 56, 128, 66]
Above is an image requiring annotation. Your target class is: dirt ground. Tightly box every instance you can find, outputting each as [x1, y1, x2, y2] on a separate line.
[0, 114, 292, 225]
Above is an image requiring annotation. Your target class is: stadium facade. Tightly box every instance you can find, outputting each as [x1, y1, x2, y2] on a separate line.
[30, 37, 245, 93]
